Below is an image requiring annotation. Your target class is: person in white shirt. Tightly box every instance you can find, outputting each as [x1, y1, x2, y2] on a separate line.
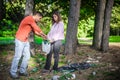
[43, 10, 64, 72]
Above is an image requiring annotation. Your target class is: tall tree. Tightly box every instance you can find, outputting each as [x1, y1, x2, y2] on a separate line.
[25, 0, 34, 16]
[101, 0, 114, 52]
[92, 0, 106, 50]
[25, 0, 35, 56]
[64, 0, 81, 55]
[0, 0, 5, 20]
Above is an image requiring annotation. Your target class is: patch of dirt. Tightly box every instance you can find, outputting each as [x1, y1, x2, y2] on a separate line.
[0, 43, 120, 80]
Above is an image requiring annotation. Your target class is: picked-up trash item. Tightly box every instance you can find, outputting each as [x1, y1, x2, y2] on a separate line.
[58, 62, 91, 72]
[52, 75, 60, 80]
[86, 57, 99, 63]
[42, 40, 51, 54]
[71, 74, 76, 79]
[92, 71, 96, 75]
[86, 60, 99, 63]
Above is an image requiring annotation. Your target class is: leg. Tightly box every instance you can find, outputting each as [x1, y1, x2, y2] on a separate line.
[53, 40, 62, 70]
[44, 44, 53, 70]
[10, 39, 24, 77]
[19, 42, 30, 74]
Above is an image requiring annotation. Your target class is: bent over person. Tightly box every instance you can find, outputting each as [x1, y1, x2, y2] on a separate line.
[9, 11, 47, 79]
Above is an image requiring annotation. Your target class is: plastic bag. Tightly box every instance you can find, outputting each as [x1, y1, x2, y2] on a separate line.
[58, 62, 91, 72]
[42, 40, 51, 54]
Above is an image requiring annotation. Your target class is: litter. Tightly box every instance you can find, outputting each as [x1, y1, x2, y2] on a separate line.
[42, 40, 51, 54]
[58, 62, 91, 72]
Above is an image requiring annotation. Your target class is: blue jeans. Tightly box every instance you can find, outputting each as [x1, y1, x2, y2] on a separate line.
[44, 40, 62, 70]
[10, 39, 30, 75]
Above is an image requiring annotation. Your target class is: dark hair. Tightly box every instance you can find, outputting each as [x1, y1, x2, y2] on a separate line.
[52, 10, 62, 24]
[33, 11, 43, 17]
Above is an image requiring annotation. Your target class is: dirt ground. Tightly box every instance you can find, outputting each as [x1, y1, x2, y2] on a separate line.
[0, 43, 120, 80]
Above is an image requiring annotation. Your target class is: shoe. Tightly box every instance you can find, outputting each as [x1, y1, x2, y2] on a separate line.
[19, 72, 28, 76]
[9, 72, 19, 79]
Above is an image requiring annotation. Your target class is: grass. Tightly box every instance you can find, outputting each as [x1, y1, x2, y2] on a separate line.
[0, 36, 43, 45]
[0, 36, 120, 45]
[79, 36, 120, 44]
[109, 36, 120, 42]
[0, 37, 14, 45]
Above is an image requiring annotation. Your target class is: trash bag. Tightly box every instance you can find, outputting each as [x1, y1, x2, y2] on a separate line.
[58, 62, 91, 72]
[42, 40, 51, 54]
[70, 62, 91, 70]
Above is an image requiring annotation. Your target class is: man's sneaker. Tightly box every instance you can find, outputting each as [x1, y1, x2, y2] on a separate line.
[9, 72, 19, 79]
[19, 72, 28, 76]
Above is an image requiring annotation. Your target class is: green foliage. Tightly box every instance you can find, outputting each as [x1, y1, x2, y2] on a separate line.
[0, 37, 14, 45]
[59, 73, 73, 80]
[34, 53, 46, 68]
[5, 0, 25, 22]
[110, 4, 120, 35]
[78, 16, 95, 38]
[38, 17, 51, 34]
[0, 19, 18, 37]
[77, 0, 96, 38]
[0, 0, 119, 38]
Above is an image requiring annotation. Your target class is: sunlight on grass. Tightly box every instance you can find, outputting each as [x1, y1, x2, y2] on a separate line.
[0, 37, 14, 45]
[109, 36, 120, 42]
[0, 36, 119, 45]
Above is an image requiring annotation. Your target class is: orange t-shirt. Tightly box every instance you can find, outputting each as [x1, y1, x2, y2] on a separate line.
[15, 16, 42, 42]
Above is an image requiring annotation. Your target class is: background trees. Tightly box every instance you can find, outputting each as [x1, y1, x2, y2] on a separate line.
[92, 0, 114, 52]
[92, 0, 106, 50]
[64, 0, 81, 55]
[0, 0, 119, 53]
[0, 0, 6, 20]
[101, 0, 114, 52]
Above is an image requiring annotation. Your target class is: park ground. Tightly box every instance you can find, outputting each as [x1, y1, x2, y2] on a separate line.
[0, 42, 120, 80]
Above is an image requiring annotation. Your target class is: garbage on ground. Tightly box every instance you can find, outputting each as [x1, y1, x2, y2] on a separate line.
[51, 75, 60, 80]
[92, 71, 96, 75]
[86, 56, 99, 63]
[58, 62, 91, 73]
[71, 74, 76, 79]
[58, 73, 76, 80]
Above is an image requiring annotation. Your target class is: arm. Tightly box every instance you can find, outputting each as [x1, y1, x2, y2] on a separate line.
[29, 20, 47, 39]
[35, 31, 47, 40]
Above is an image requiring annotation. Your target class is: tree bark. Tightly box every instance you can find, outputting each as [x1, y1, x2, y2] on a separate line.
[101, 0, 114, 52]
[25, 0, 34, 16]
[64, 0, 81, 55]
[92, 0, 106, 50]
[25, 0, 35, 56]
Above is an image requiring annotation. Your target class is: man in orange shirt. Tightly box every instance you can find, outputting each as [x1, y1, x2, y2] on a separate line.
[9, 11, 47, 79]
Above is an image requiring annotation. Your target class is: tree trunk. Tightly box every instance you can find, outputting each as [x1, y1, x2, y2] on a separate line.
[64, 0, 81, 55]
[25, 0, 35, 56]
[0, 0, 5, 20]
[101, 0, 114, 52]
[92, 0, 106, 50]
[25, 0, 34, 16]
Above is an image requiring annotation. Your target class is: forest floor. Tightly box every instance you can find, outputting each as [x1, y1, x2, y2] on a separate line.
[0, 43, 120, 80]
